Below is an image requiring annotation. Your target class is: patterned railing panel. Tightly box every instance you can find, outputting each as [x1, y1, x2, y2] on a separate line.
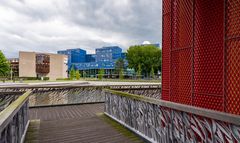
[111, 85, 161, 99]
[0, 92, 24, 112]
[29, 87, 105, 107]
[0, 84, 161, 107]
[0, 91, 31, 143]
[104, 90, 240, 143]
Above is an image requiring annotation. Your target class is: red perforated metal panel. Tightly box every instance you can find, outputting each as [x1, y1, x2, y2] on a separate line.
[226, 0, 240, 38]
[162, 14, 171, 91]
[162, 0, 239, 115]
[171, 0, 193, 50]
[193, 0, 224, 111]
[162, 0, 172, 100]
[171, 49, 192, 105]
[163, 0, 171, 14]
[170, 0, 193, 105]
[226, 41, 240, 115]
[226, 0, 240, 115]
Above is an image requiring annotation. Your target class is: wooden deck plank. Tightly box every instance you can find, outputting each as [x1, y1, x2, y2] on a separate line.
[25, 104, 143, 143]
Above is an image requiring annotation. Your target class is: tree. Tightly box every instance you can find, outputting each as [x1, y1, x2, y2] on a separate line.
[76, 70, 81, 80]
[0, 51, 10, 77]
[115, 58, 124, 74]
[119, 68, 124, 80]
[150, 66, 155, 79]
[69, 66, 76, 80]
[98, 69, 104, 80]
[126, 45, 162, 77]
[137, 64, 142, 78]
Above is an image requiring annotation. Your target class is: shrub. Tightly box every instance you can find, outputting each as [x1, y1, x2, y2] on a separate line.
[76, 70, 81, 80]
[98, 69, 104, 80]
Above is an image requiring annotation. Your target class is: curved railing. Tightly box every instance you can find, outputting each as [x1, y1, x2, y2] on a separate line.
[0, 92, 25, 112]
[0, 91, 31, 143]
[0, 84, 161, 107]
[104, 89, 240, 143]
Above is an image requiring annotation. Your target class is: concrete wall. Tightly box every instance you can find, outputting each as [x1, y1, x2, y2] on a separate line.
[19, 51, 36, 77]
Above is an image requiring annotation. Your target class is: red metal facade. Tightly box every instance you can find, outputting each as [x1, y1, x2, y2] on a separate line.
[226, 0, 240, 115]
[162, 0, 240, 115]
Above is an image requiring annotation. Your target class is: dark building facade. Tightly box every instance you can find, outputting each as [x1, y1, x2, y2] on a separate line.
[36, 54, 50, 76]
[162, 0, 240, 115]
[8, 58, 19, 77]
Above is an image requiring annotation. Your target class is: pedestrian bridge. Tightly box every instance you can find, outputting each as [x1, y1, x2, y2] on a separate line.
[27, 103, 143, 143]
[0, 84, 239, 143]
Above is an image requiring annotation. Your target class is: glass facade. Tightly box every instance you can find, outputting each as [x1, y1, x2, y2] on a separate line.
[58, 46, 127, 72]
[58, 49, 86, 64]
[36, 54, 50, 74]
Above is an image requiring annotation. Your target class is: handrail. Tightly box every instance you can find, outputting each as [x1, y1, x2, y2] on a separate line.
[105, 89, 240, 126]
[0, 83, 161, 89]
[0, 90, 31, 133]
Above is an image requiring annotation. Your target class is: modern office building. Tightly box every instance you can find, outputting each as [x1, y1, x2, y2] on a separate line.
[7, 58, 19, 77]
[19, 51, 68, 80]
[162, 0, 240, 115]
[58, 46, 127, 77]
[57, 49, 86, 68]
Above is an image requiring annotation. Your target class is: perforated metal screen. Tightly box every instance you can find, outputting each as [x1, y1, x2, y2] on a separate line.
[226, 0, 240, 115]
[162, 0, 240, 115]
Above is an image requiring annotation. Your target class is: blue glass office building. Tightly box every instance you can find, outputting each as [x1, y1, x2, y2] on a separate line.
[58, 49, 87, 69]
[58, 46, 127, 77]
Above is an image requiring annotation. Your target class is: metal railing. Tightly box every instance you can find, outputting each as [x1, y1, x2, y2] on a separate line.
[104, 89, 240, 143]
[0, 91, 31, 143]
[28, 86, 106, 107]
[0, 84, 161, 107]
[0, 92, 25, 112]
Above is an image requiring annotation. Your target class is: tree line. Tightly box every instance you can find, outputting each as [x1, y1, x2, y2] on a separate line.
[0, 51, 10, 77]
[115, 44, 162, 78]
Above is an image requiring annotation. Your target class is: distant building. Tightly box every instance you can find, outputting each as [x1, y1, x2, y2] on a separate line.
[58, 49, 86, 68]
[19, 51, 68, 80]
[86, 54, 96, 62]
[58, 46, 127, 77]
[8, 58, 19, 77]
[96, 46, 122, 62]
[141, 41, 160, 48]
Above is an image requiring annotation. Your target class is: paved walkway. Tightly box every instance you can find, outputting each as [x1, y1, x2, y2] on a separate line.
[25, 104, 143, 143]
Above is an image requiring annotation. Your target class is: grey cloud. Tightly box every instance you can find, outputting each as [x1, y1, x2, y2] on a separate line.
[0, 0, 162, 58]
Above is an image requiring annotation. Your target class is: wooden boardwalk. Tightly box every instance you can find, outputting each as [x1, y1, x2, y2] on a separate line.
[25, 104, 143, 143]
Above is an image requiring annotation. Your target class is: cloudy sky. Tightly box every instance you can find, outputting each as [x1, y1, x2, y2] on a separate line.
[0, 0, 162, 58]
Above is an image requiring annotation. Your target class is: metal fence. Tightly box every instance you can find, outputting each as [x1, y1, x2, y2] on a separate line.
[105, 89, 240, 143]
[0, 84, 161, 107]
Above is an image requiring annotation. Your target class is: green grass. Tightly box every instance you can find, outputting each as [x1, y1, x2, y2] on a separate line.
[24, 120, 40, 143]
[98, 113, 144, 143]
